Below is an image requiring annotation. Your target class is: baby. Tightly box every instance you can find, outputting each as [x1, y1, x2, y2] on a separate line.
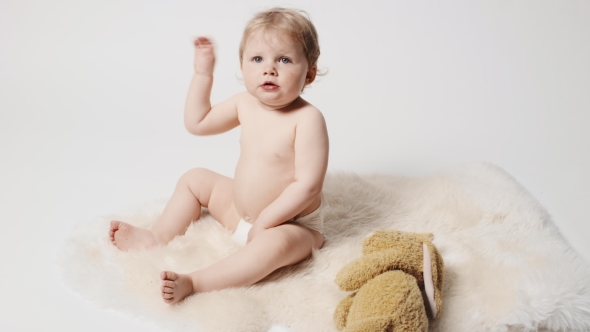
[108, 7, 329, 304]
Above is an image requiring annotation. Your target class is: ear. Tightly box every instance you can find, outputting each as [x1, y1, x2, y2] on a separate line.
[305, 65, 317, 85]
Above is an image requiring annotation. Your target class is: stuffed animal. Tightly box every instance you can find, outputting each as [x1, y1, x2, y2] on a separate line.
[333, 230, 444, 332]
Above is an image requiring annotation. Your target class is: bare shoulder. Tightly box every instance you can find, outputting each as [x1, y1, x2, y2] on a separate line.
[229, 91, 253, 106]
[293, 101, 328, 152]
[296, 101, 327, 129]
[229, 92, 256, 123]
[293, 100, 329, 165]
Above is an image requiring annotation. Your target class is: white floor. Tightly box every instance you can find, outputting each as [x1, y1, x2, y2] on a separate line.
[1, 1, 589, 331]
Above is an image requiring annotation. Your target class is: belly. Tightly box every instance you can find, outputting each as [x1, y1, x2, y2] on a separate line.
[233, 154, 294, 221]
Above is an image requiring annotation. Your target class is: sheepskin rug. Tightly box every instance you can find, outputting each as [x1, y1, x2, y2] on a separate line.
[58, 163, 590, 332]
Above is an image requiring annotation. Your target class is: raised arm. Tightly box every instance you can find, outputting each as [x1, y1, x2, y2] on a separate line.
[184, 37, 239, 136]
[252, 108, 329, 233]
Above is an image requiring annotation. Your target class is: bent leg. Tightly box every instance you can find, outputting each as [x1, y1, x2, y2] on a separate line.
[110, 168, 239, 251]
[151, 167, 239, 241]
[160, 223, 323, 303]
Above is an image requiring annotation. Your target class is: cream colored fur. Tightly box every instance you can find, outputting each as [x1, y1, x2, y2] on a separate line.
[59, 163, 590, 332]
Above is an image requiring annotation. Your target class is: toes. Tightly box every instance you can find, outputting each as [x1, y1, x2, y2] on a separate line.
[160, 280, 174, 293]
[162, 280, 175, 288]
[109, 221, 126, 242]
[109, 221, 119, 241]
[159, 271, 193, 305]
[110, 220, 131, 235]
[110, 220, 121, 230]
[160, 271, 178, 281]
[108, 233, 116, 245]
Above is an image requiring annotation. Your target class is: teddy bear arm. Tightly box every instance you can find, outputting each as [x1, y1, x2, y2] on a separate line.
[334, 292, 355, 330]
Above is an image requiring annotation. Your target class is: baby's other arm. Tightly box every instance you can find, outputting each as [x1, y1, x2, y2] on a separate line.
[184, 37, 239, 136]
[250, 109, 329, 238]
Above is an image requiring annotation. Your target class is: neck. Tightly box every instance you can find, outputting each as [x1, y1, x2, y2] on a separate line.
[257, 96, 303, 111]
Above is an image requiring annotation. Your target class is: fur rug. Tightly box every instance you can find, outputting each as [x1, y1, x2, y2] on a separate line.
[59, 163, 590, 332]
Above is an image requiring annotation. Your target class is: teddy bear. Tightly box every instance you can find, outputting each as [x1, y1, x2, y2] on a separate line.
[333, 230, 444, 332]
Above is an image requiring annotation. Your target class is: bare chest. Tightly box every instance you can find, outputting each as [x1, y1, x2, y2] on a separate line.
[239, 111, 297, 161]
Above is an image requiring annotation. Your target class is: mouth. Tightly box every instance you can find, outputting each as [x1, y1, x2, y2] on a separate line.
[261, 81, 279, 90]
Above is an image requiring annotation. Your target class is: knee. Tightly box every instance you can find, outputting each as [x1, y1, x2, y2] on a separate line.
[177, 167, 210, 187]
[270, 230, 297, 256]
[263, 226, 312, 261]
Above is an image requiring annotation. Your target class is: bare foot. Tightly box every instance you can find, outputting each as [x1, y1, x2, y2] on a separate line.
[109, 220, 159, 251]
[160, 271, 196, 304]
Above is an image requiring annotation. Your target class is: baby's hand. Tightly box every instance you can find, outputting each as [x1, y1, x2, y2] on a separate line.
[193, 37, 215, 76]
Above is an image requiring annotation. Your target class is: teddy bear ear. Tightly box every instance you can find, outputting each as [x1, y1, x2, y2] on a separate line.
[423, 241, 444, 319]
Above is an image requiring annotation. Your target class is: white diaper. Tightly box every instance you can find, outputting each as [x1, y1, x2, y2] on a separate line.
[286, 198, 326, 235]
[232, 219, 253, 246]
[231, 197, 327, 246]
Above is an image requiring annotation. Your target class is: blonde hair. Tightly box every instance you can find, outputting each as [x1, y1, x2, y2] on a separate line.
[239, 7, 320, 70]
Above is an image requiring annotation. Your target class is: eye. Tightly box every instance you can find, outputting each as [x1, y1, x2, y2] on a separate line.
[279, 57, 291, 64]
[253, 56, 263, 63]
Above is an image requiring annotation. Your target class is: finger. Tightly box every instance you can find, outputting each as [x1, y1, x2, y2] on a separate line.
[194, 36, 212, 47]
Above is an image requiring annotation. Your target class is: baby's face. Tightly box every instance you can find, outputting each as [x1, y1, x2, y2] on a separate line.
[241, 30, 315, 109]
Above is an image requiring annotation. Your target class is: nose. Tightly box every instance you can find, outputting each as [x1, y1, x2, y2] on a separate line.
[263, 64, 277, 76]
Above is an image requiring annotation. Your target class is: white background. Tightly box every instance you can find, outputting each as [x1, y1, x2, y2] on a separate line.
[1, 0, 589, 331]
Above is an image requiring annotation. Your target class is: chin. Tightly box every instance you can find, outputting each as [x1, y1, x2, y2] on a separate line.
[265, 97, 299, 108]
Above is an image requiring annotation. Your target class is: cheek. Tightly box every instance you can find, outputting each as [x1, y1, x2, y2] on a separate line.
[286, 68, 307, 86]
[241, 67, 256, 84]
[241, 62, 255, 74]
[294, 72, 308, 88]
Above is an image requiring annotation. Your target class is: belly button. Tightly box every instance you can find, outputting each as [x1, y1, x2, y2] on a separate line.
[244, 216, 251, 222]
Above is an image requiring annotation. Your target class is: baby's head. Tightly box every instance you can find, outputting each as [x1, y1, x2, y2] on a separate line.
[239, 8, 320, 90]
